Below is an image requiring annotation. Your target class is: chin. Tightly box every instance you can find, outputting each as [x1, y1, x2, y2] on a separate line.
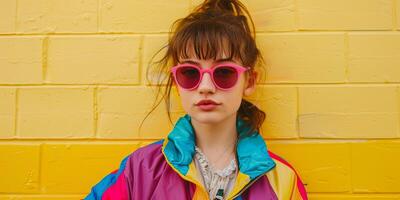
[190, 109, 238, 125]
[190, 112, 225, 124]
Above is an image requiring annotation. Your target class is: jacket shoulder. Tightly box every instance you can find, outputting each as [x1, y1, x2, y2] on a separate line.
[129, 139, 164, 159]
[83, 140, 164, 200]
[266, 150, 308, 200]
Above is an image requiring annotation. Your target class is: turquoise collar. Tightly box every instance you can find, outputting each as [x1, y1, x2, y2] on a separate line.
[163, 114, 276, 180]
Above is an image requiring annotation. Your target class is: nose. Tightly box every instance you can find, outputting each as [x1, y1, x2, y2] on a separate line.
[197, 72, 216, 94]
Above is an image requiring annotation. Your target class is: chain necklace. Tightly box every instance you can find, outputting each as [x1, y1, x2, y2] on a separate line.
[200, 135, 238, 170]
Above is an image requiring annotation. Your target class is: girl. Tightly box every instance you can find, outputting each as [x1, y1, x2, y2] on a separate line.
[84, 0, 308, 199]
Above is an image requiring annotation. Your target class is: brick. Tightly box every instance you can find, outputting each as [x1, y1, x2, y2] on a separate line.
[97, 86, 184, 139]
[397, 0, 400, 29]
[242, 0, 296, 31]
[246, 86, 298, 138]
[309, 194, 400, 200]
[0, 37, 43, 84]
[0, 88, 16, 138]
[348, 33, 400, 82]
[16, 0, 97, 33]
[41, 143, 140, 193]
[100, 0, 189, 32]
[297, 0, 392, 30]
[351, 141, 400, 193]
[47, 36, 141, 84]
[0, 0, 16, 33]
[298, 86, 399, 138]
[257, 33, 346, 83]
[142, 34, 169, 86]
[267, 142, 351, 192]
[0, 144, 40, 193]
[18, 87, 94, 138]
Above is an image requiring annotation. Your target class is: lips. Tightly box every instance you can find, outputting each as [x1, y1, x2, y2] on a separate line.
[195, 99, 221, 106]
[195, 99, 221, 111]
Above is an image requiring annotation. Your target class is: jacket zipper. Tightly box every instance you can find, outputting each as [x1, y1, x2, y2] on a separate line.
[229, 160, 277, 199]
[229, 174, 264, 200]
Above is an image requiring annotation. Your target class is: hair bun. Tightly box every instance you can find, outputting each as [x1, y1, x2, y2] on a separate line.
[196, 0, 239, 16]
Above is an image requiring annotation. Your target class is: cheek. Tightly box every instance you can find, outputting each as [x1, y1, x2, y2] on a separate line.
[224, 85, 245, 111]
[227, 91, 244, 111]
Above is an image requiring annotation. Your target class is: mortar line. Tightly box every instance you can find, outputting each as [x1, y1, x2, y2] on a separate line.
[14, 0, 18, 32]
[93, 86, 98, 138]
[344, 32, 350, 83]
[138, 35, 144, 86]
[1, 30, 400, 37]
[14, 88, 19, 137]
[296, 87, 300, 139]
[293, 0, 299, 31]
[3, 83, 400, 87]
[1, 138, 399, 142]
[42, 37, 49, 83]
[393, 0, 397, 31]
[97, 0, 100, 32]
[397, 87, 400, 138]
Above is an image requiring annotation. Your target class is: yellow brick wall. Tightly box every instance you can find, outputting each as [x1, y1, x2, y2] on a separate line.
[1, 0, 399, 199]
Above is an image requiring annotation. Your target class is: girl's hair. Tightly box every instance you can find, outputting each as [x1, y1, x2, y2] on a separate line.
[140, 0, 267, 137]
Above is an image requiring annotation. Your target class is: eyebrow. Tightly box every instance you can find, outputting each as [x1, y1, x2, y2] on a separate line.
[179, 58, 234, 65]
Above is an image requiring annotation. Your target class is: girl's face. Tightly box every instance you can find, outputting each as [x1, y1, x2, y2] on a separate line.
[174, 55, 257, 125]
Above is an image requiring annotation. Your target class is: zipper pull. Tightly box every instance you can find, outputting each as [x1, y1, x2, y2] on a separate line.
[214, 189, 224, 200]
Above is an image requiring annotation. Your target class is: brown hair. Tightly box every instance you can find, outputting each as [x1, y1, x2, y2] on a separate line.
[140, 0, 267, 137]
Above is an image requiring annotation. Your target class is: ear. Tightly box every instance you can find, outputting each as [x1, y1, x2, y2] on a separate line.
[243, 71, 257, 96]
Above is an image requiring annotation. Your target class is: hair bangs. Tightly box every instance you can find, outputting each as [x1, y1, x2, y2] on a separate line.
[172, 21, 244, 64]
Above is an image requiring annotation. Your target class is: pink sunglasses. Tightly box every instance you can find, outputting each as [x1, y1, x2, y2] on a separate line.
[170, 63, 249, 91]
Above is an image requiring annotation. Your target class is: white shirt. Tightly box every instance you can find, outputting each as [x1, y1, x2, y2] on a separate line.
[193, 146, 238, 200]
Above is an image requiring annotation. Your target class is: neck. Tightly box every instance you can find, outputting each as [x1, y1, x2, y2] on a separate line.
[191, 113, 238, 168]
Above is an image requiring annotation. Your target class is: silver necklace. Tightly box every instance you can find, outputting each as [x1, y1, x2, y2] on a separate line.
[199, 136, 238, 169]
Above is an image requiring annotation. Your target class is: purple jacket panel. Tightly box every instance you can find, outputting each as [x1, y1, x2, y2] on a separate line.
[124, 141, 196, 200]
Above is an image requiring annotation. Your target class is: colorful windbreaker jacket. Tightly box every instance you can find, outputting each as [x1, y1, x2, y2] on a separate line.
[84, 114, 308, 200]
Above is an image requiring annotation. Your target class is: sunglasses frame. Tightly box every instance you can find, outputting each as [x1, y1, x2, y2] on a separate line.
[170, 63, 250, 91]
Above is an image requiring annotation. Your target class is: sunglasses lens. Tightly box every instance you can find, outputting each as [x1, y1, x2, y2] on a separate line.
[214, 66, 238, 89]
[176, 66, 200, 89]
